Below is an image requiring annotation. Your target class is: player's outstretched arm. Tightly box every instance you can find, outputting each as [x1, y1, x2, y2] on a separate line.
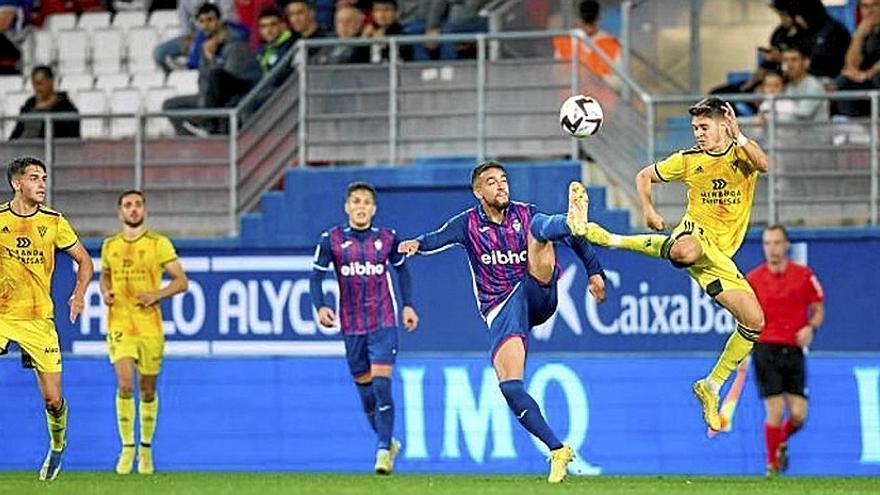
[401, 212, 469, 256]
[65, 241, 94, 323]
[724, 102, 769, 173]
[636, 165, 667, 231]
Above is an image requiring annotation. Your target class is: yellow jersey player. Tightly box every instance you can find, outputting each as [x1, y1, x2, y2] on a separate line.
[0, 156, 94, 480]
[572, 97, 769, 432]
[100, 190, 188, 475]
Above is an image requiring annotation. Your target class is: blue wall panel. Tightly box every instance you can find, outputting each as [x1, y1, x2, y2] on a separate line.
[1, 356, 879, 475]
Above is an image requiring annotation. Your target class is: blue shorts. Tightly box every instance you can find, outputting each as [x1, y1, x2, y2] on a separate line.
[486, 268, 559, 362]
[343, 326, 399, 377]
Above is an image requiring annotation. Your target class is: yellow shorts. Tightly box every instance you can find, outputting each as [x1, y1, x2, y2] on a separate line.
[670, 218, 754, 298]
[106, 330, 165, 375]
[0, 318, 62, 373]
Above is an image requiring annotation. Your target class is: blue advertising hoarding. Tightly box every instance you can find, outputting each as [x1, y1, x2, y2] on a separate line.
[1, 355, 878, 475]
[46, 232, 880, 355]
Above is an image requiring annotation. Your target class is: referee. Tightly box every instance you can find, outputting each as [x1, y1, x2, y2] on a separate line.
[746, 225, 825, 476]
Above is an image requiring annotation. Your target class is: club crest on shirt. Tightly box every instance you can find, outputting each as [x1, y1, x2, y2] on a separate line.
[512, 218, 522, 233]
[37, 225, 47, 237]
[374, 238, 383, 251]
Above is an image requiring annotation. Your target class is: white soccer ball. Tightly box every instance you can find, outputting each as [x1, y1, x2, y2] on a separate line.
[559, 95, 604, 138]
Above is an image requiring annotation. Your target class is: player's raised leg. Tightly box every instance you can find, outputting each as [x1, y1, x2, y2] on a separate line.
[36, 370, 66, 481]
[138, 373, 159, 475]
[113, 358, 137, 474]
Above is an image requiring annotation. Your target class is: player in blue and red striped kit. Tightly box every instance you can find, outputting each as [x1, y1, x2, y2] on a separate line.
[399, 161, 605, 483]
[310, 182, 419, 475]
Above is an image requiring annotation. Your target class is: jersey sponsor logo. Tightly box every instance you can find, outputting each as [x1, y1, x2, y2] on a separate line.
[339, 261, 386, 277]
[711, 178, 727, 190]
[340, 240, 353, 249]
[16, 236, 31, 248]
[480, 249, 527, 266]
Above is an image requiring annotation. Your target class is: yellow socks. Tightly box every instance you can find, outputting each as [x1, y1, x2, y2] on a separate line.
[116, 395, 135, 446]
[709, 325, 759, 386]
[139, 395, 159, 445]
[617, 234, 669, 258]
[45, 399, 67, 452]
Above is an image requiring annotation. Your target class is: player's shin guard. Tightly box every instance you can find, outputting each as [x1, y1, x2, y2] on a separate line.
[356, 381, 378, 432]
[709, 324, 759, 386]
[372, 377, 394, 450]
[116, 394, 136, 447]
[45, 398, 67, 452]
[139, 394, 159, 445]
[530, 214, 571, 242]
[499, 380, 563, 451]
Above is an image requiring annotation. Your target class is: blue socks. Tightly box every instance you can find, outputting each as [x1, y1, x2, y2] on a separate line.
[372, 377, 394, 450]
[530, 213, 571, 242]
[499, 379, 563, 450]
[355, 382, 377, 432]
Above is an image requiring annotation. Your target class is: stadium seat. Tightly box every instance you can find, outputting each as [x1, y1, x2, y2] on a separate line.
[59, 74, 95, 94]
[57, 29, 89, 74]
[161, 24, 183, 42]
[74, 89, 107, 138]
[92, 29, 124, 75]
[128, 26, 160, 73]
[113, 11, 148, 31]
[77, 11, 112, 32]
[148, 9, 179, 30]
[3, 90, 31, 138]
[131, 71, 166, 94]
[96, 73, 131, 93]
[109, 88, 142, 137]
[32, 30, 55, 66]
[167, 70, 199, 96]
[44, 13, 76, 32]
[145, 86, 177, 137]
[0, 75, 23, 94]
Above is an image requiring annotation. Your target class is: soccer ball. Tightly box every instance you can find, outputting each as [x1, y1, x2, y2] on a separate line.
[559, 95, 604, 138]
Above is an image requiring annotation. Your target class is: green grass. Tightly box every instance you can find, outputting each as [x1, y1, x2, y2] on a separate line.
[1, 473, 878, 495]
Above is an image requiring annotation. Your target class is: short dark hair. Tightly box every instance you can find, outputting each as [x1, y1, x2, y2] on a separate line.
[579, 0, 600, 23]
[781, 42, 811, 59]
[197, 2, 222, 18]
[688, 96, 728, 118]
[258, 6, 284, 20]
[764, 224, 790, 241]
[471, 160, 506, 186]
[285, 0, 315, 10]
[117, 189, 145, 206]
[373, 0, 398, 7]
[31, 65, 54, 80]
[7, 157, 47, 191]
[346, 181, 376, 201]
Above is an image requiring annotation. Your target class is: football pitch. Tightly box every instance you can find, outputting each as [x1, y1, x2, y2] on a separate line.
[1, 473, 878, 495]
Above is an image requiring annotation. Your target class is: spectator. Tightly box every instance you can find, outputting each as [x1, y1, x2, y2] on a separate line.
[795, 0, 851, 81]
[162, 3, 261, 136]
[187, 16, 251, 70]
[710, 0, 804, 105]
[553, 0, 622, 88]
[153, 0, 236, 73]
[256, 6, 294, 74]
[284, 0, 329, 60]
[363, 0, 413, 62]
[757, 69, 797, 124]
[315, 4, 370, 64]
[9, 66, 80, 140]
[835, 0, 880, 116]
[424, 0, 490, 60]
[779, 44, 828, 121]
[0, 0, 26, 74]
[234, 0, 277, 49]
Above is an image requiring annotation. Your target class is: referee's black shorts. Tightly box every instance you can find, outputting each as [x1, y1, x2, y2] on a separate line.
[752, 342, 807, 399]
